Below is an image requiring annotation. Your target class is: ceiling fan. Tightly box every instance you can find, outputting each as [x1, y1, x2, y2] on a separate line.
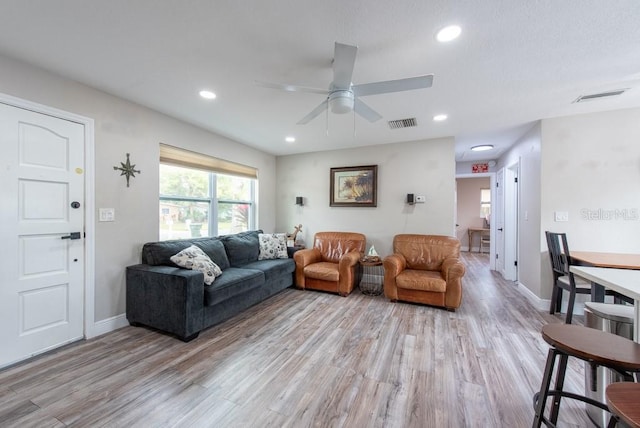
[257, 42, 434, 125]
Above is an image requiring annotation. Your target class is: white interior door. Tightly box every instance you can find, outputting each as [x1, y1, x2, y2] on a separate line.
[503, 162, 519, 281]
[495, 168, 505, 276]
[0, 103, 85, 368]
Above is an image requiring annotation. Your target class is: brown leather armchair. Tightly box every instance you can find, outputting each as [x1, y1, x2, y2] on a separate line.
[383, 234, 466, 310]
[294, 232, 366, 296]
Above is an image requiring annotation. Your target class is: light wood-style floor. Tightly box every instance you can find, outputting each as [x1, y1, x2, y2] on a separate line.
[0, 253, 593, 427]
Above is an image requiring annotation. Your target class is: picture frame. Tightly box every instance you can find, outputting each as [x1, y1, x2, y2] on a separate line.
[330, 165, 377, 207]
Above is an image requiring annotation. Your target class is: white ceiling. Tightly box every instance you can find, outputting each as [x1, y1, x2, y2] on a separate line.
[1, 1, 639, 162]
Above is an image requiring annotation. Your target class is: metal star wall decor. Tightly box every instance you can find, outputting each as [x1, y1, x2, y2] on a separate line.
[113, 153, 141, 187]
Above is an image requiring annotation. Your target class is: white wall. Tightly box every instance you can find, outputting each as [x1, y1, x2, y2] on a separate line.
[456, 177, 490, 251]
[276, 138, 456, 257]
[540, 108, 640, 299]
[0, 54, 277, 325]
[497, 122, 542, 297]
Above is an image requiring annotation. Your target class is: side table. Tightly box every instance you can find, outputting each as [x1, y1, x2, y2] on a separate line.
[287, 245, 305, 258]
[360, 259, 384, 296]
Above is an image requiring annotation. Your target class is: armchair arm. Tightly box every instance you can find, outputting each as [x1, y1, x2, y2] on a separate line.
[440, 257, 466, 309]
[383, 254, 407, 300]
[293, 248, 322, 288]
[337, 251, 363, 295]
[126, 264, 205, 340]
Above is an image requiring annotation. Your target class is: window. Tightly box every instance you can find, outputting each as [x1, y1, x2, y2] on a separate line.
[159, 145, 256, 240]
[480, 188, 491, 218]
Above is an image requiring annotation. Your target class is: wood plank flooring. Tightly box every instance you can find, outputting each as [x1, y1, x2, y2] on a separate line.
[0, 253, 594, 427]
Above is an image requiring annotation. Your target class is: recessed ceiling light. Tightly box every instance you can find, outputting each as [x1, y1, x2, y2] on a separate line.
[433, 114, 448, 122]
[285, 136, 296, 143]
[436, 25, 462, 42]
[199, 90, 216, 99]
[471, 144, 494, 152]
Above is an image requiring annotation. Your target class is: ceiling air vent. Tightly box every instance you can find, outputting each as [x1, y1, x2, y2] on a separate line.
[574, 89, 628, 103]
[388, 117, 417, 129]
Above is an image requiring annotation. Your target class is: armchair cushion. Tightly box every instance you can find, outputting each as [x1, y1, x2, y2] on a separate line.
[396, 270, 446, 293]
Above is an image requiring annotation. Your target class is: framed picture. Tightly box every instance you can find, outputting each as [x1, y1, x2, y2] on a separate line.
[330, 165, 377, 207]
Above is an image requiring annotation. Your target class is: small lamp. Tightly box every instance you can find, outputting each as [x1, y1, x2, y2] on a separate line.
[295, 196, 304, 206]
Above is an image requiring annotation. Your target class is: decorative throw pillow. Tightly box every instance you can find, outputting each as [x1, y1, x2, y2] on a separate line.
[258, 233, 288, 260]
[170, 245, 222, 285]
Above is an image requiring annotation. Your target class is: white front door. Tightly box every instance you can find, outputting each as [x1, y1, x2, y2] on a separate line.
[0, 103, 85, 368]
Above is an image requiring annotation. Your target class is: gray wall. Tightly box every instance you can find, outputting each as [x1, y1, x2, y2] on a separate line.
[0, 54, 277, 325]
[275, 137, 456, 257]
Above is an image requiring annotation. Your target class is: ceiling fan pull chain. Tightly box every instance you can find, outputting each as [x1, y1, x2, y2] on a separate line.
[325, 102, 330, 136]
[353, 109, 356, 137]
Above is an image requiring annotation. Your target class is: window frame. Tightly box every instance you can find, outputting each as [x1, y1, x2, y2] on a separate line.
[159, 163, 256, 239]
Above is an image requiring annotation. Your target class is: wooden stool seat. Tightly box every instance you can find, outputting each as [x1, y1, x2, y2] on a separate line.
[606, 382, 640, 428]
[533, 324, 640, 427]
[542, 324, 640, 372]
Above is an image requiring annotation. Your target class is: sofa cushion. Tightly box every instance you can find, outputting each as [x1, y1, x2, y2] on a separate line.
[142, 240, 194, 266]
[258, 233, 288, 260]
[242, 258, 295, 281]
[194, 238, 231, 270]
[204, 267, 264, 306]
[221, 230, 261, 267]
[170, 245, 222, 285]
[396, 269, 446, 293]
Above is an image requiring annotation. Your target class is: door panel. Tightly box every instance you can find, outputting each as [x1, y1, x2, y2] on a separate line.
[0, 103, 85, 368]
[495, 168, 505, 276]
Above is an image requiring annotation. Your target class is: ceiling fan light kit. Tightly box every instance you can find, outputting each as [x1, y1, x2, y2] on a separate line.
[258, 42, 434, 126]
[329, 90, 354, 114]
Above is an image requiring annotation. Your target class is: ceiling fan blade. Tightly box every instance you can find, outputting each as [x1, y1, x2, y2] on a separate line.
[353, 98, 383, 122]
[352, 74, 434, 97]
[255, 80, 328, 95]
[297, 99, 329, 125]
[332, 42, 358, 89]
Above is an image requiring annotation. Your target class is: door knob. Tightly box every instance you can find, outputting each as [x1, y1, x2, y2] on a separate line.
[71, 201, 81, 209]
[498, 228, 503, 231]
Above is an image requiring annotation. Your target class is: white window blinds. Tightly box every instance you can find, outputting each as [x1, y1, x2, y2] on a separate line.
[159, 144, 257, 179]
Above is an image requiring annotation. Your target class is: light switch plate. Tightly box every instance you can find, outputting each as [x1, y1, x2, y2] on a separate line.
[99, 208, 115, 222]
[554, 211, 569, 222]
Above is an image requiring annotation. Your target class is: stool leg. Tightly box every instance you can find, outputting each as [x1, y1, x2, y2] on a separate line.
[533, 348, 557, 428]
[549, 353, 569, 424]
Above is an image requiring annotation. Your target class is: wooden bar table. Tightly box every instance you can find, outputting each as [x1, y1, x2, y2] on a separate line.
[570, 252, 640, 302]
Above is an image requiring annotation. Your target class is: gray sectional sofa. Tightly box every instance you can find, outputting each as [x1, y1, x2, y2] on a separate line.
[126, 230, 295, 341]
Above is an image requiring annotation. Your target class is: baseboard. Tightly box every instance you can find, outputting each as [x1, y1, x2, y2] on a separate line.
[87, 313, 128, 339]
[516, 282, 589, 316]
[516, 281, 549, 311]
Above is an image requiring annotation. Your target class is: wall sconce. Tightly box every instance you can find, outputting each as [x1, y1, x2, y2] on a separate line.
[295, 196, 304, 206]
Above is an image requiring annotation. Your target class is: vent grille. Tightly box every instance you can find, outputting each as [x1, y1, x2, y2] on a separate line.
[574, 89, 628, 103]
[388, 117, 417, 129]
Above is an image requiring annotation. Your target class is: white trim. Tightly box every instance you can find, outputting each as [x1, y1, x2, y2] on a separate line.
[517, 281, 591, 315]
[0, 92, 96, 340]
[91, 314, 129, 337]
[517, 281, 550, 311]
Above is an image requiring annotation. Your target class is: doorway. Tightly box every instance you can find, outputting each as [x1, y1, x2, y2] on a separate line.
[455, 173, 496, 270]
[0, 95, 94, 368]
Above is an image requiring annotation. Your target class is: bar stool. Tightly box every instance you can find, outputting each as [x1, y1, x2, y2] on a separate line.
[532, 323, 640, 427]
[606, 382, 640, 428]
